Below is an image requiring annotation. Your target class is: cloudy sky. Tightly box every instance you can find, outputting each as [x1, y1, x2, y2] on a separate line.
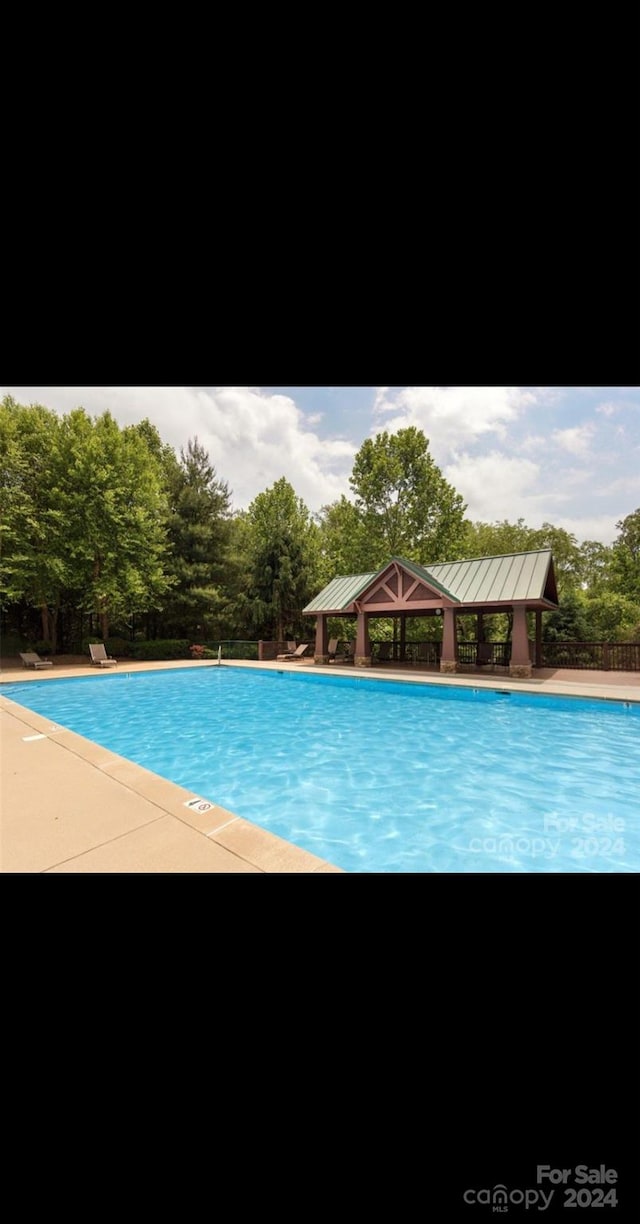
[3, 385, 639, 544]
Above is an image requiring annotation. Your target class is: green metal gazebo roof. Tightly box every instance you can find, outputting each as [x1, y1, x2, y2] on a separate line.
[302, 548, 557, 614]
[303, 572, 378, 613]
[427, 549, 556, 604]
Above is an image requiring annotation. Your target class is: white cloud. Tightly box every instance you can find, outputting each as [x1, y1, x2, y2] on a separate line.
[551, 423, 595, 457]
[592, 472, 640, 497]
[373, 386, 536, 451]
[530, 387, 566, 403]
[444, 450, 627, 543]
[444, 451, 547, 521]
[373, 387, 390, 411]
[548, 515, 622, 545]
[520, 432, 550, 453]
[0, 386, 356, 513]
[555, 465, 594, 487]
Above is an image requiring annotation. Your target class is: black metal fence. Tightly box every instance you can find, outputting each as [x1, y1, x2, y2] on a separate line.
[540, 642, 640, 671]
[253, 639, 640, 671]
[373, 639, 640, 671]
[458, 641, 511, 667]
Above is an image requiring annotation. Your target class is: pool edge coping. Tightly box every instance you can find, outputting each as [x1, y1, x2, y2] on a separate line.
[0, 686, 343, 874]
[2, 657, 638, 873]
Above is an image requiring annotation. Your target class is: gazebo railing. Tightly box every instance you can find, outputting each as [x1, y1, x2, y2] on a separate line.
[259, 639, 640, 670]
[457, 641, 512, 667]
[371, 640, 512, 666]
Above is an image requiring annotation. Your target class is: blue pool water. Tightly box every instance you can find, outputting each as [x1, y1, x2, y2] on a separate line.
[5, 666, 639, 873]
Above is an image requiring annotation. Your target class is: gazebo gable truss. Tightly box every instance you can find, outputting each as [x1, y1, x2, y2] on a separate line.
[355, 559, 459, 613]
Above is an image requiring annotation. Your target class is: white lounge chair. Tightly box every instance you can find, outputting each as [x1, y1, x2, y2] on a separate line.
[20, 651, 53, 669]
[89, 643, 118, 667]
[276, 643, 309, 662]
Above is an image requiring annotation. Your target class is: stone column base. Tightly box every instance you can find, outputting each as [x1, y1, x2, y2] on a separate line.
[509, 663, 533, 679]
[354, 655, 372, 668]
[440, 659, 459, 674]
[314, 655, 330, 665]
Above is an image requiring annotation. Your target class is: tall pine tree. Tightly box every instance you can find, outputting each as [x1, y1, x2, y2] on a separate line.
[162, 437, 233, 639]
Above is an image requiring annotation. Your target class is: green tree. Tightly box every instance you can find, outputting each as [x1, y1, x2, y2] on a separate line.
[582, 589, 640, 642]
[532, 524, 581, 594]
[463, 517, 537, 559]
[161, 437, 233, 639]
[128, 417, 179, 475]
[56, 408, 170, 639]
[316, 495, 374, 584]
[215, 512, 254, 639]
[0, 401, 172, 648]
[609, 508, 640, 604]
[245, 478, 320, 640]
[542, 590, 590, 642]
[578, 539, 613, 592]
[0, 398, 70, 648]
[349, 427, 467, 566]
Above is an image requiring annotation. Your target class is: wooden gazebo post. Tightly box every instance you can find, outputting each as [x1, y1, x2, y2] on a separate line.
[354, 607, 371, 667]
[510, 606, 533, 678]
[535, 610, 542, 669]
[440, 606, 458, 673]
[314, 615, 329, 665]
[476, 612, 485, 664]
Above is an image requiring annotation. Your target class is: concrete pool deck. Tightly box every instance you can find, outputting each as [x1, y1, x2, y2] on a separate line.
[1, 657, 639, 873]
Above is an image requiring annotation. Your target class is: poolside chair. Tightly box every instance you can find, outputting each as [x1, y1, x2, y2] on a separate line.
[276, 643, 309, 661]
[89, 643, 118, 667]
[377, 642, 392, 662]
[329, 640, 352, 663]
[20, 651, 53, 669]
[275, 641, 298, 660]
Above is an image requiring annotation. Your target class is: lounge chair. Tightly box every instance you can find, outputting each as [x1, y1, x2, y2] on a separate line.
[276, 643, 309, 661]
[89, 643, 118, 667]
[276, 641, 297, 659]
[20, 651, 53, 669]
[328, 639, 351, 663]
[376, 642, 392, 662]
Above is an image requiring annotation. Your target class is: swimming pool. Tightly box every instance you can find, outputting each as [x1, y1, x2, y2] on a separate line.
[5, 666, 639, 873]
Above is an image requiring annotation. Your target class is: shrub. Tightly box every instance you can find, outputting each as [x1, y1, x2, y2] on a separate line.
[205, 640, 259, 660]
[105, 638, 129, 657]
[33, 640, 53, 655]
[127, 639, 191, 661]
[2, 633, 26, 657]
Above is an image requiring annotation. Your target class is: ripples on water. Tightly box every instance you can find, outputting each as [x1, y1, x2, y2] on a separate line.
[7, 667, 639, 874]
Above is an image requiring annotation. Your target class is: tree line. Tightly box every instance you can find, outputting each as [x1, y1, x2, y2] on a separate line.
[1, 396, 639, 654]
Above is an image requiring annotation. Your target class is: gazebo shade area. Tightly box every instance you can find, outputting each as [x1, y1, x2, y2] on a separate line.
[303, 550, 559, 679]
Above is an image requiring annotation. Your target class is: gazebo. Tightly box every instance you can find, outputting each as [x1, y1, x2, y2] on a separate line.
[303, 549, 559, 679]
